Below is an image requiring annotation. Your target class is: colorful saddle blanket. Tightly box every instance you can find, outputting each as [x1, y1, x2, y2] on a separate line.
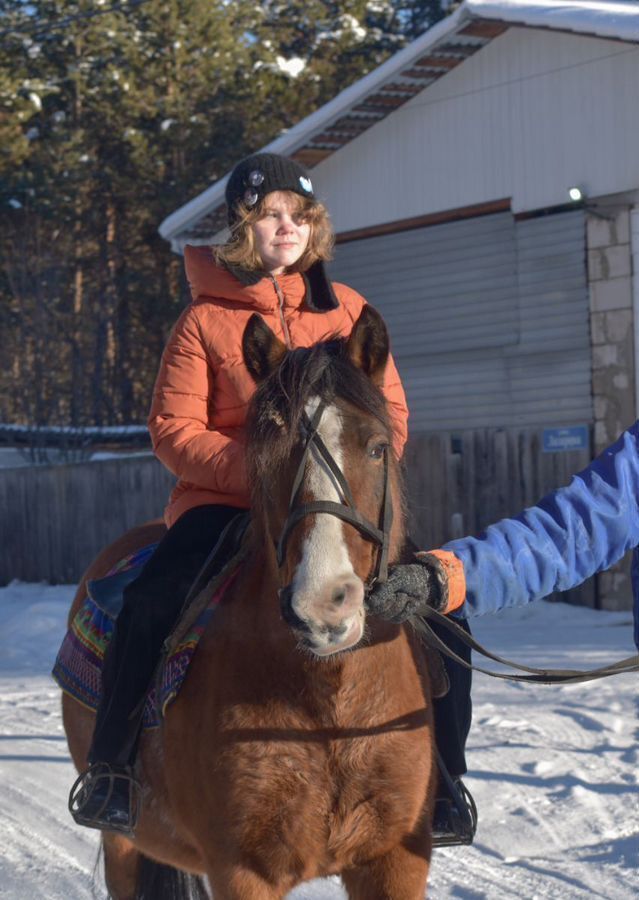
[52, 544, 230, 729]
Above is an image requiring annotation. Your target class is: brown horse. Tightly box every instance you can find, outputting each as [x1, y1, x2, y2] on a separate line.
[62, 306, 436, 899]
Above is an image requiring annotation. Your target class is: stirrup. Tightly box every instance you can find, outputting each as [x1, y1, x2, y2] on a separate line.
[432, 777, 478, 847]
[68, 762, 141, 835]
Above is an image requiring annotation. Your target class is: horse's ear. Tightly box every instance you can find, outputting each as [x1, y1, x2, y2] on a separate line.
[242, 313, 287, 383]
[346, 305, 389, 386]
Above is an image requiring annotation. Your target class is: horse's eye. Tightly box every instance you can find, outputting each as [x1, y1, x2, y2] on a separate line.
[368, 442, 388, 460]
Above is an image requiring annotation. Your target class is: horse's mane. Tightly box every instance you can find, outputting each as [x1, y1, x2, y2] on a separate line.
[246, 337, 392, 486]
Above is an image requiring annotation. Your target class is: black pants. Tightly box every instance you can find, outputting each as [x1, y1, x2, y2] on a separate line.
[432, 618, 472, 778]
[89, 504, 241, 767]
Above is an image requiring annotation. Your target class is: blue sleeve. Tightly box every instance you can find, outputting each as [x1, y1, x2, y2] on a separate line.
[632, 548, 639, 650]
[443, 423, 639, 620]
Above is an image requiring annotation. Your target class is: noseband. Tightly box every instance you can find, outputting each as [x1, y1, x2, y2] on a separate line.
[276, 400, 393, 587]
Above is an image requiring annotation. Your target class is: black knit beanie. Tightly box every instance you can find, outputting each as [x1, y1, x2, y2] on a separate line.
[225, 152, 315, 226]
[225, 152, 338, 312]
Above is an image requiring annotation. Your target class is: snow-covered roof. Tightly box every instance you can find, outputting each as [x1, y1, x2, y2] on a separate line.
[471, 0, 639, 41]
[159, 0, 639, 250]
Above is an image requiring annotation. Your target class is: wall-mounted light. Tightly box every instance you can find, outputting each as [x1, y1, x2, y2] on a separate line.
[567, 185, 615, 221]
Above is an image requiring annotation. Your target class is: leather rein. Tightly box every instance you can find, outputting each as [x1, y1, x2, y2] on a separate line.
[276, 400, 393, 586]
[412, 605, 639, 685]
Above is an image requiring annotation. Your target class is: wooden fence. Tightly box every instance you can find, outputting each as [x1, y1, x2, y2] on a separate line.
[0, 455, 174, 584]
[0, 427, 595, 605]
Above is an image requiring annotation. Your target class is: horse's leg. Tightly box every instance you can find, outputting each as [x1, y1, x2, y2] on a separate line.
[207, 865, 288, 900]
[341, 837, 431, 900]
[102, 833, 141, 900]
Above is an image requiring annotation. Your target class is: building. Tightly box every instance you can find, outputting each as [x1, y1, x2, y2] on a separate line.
[160, 0, 639, 609]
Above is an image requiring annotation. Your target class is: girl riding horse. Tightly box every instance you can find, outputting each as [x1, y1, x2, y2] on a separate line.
[65, 151, 474, 848]
[67, 153, 406, 820]
[64, 303, 438, 898]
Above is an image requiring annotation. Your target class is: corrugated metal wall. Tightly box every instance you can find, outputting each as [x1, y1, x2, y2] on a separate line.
[329, 208, 591, 433]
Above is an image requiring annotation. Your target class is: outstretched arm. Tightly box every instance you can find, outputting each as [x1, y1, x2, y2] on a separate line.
[368, 423, 639, 628]
[445, 424, 639, 617]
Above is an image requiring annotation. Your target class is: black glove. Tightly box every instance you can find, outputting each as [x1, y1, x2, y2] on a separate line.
[366, 553, 447, 623]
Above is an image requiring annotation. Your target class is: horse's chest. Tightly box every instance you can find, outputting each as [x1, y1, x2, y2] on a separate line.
[323, 737, 430, 862]
[218, 715, 431, 875]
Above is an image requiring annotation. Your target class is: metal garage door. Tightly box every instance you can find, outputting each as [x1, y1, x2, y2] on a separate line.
[329, 209, 591, 433]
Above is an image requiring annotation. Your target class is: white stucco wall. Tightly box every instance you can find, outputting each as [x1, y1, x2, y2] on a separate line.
[312, 27, 639, 231]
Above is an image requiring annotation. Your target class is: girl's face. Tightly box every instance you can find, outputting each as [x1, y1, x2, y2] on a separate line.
[251, 191, 311, 275]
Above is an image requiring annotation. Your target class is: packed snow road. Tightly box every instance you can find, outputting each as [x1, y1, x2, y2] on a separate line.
[0, 581, 637, 899]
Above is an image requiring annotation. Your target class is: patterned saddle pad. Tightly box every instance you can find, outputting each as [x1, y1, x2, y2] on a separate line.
[52, 544, 231, 729]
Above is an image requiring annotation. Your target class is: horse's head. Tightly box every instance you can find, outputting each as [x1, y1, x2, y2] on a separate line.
[243, 306, 405, 658]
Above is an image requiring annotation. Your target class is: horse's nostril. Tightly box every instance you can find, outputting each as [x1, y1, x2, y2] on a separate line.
[332, 587, 346, 606]
[331, 578, 363, 609]
[279, 585, 312, 635]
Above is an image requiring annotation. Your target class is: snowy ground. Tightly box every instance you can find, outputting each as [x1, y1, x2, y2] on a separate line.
[0, 581, 637, 899]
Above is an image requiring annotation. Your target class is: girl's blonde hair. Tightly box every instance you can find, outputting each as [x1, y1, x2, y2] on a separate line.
[214, 191, 334, 273]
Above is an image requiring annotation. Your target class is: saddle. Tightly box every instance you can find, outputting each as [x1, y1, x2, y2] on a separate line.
[52, 514, 250, 728]
[55, 513, 449, 719]
[88, 513, 250, 620]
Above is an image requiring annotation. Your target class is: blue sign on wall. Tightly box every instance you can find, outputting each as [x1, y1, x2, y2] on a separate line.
[543, 425, 589, 453]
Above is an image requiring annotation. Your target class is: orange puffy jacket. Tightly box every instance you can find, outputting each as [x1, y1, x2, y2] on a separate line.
[148, 246, 409, 527]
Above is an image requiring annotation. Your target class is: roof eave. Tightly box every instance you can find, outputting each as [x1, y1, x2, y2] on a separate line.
[467, 0, 639, 43]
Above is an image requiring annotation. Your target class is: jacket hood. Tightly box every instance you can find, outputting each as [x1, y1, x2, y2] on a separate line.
[184, 245, 338, 313]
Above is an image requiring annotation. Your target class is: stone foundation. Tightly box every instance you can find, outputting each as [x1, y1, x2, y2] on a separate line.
[587, 207, 635, 610]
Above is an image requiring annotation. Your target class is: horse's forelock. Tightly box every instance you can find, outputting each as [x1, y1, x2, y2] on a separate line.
[246, 338, 391, 490]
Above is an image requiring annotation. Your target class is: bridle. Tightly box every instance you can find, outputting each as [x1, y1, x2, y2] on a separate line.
[271, 406, 639, 687]
[276, 399, 393, 588]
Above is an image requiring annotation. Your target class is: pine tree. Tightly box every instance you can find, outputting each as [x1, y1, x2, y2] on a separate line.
[1, 0, 267, 426]
[0, 0, 448, 430]
[250, 1, 446, 114]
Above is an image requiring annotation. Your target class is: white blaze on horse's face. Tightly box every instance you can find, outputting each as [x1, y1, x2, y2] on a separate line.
[289, 397, 366, 657]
